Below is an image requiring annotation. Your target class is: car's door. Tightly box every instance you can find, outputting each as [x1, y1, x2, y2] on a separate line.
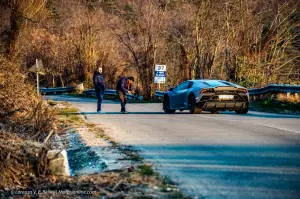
[168, 85, 180, 109]
[182, 82, 194, 108]
[171, 81, 189, 108]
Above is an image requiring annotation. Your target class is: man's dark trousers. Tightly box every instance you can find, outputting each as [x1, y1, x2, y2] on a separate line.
[96, 89, 104, 111]
[118, 91, 127, 112]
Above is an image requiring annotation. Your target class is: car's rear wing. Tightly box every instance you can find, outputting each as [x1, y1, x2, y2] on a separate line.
[201, 86, 248, 94]
[214, 86, 237, 91]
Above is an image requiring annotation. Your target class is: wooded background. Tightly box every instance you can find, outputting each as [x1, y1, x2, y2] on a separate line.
[0, 0, 299, 100]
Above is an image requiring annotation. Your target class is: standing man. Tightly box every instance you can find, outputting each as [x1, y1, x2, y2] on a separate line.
[93, 66, 105, 114]
[116, 76, 135, 113]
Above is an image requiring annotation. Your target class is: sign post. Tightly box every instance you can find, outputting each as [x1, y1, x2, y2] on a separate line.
[29, 59, 45, 96]
[154, 64, 166, 90]
[36, 59, 39, 96]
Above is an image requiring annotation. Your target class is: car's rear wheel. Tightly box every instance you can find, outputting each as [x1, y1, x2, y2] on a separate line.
[163, 96, 175, 114]
[235, 108, 248, 114]
[188, 95, 202, 114]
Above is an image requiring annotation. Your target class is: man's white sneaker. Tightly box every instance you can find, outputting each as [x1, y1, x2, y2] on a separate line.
[97, 111, 105, 114]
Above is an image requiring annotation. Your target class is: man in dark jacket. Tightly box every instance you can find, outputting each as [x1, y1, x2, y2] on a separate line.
[93, 66, 105, 114]
[116, 76, 134, 113]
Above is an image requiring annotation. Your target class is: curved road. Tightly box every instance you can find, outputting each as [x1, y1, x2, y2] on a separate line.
[47, 95, 300, 199]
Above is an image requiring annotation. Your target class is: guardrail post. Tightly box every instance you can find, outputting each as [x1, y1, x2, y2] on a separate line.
[271, 94, 276, 99]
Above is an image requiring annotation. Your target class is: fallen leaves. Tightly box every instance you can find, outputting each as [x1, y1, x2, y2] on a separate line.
[0, 131, 50, 190]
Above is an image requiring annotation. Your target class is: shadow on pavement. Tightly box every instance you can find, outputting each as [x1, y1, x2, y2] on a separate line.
[219, 111, 300, 119]
[60, 111, 300, 118]
[133, 144, 300, 199]
[45, 95, 300, 118]
[63, 112, 191, 115]
[44, 95, 120, 104]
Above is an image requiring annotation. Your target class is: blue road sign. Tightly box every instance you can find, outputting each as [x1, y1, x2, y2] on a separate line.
[155, 71, 166, 77]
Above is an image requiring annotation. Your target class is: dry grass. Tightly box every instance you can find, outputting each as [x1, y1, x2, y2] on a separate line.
[277, 93, 300, 103]
[0, 56, 56, 189]
[0, 56, 56, 141]
[53, 106, 85, 129]
[56, 107, 79, 115]
[250, 98, 300, 114]
[22, 166, 187, 199]
[0, 131, 49, 189]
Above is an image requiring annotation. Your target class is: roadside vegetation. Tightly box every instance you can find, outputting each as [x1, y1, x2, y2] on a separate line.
[0, 0, 299, 100]
[250, 94, 300, 114]
[0, 57, 56, 189]
[277, 93, 300, 103]
[55, 106, 86, 128]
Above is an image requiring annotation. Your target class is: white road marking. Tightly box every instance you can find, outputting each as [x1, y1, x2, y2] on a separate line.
[158, 163, 300, 175]
[197, 114, 300, 134]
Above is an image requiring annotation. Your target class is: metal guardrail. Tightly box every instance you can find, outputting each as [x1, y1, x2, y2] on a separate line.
[40, 86, 143, 100]
[154, 84, 300, 98]
[40, 86, 76, 94]
[83, 89, 143, 101]
[248, 84, 300, 95]
[83, 89, 118, 96]
[40, 84, 300, 99]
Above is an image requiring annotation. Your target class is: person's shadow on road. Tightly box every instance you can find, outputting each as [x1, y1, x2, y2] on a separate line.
[67, 112, 191, 115]
[59, 111, 300, 118]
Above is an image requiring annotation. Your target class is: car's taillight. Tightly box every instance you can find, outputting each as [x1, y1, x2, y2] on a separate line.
[237, 88, 248, 94]
[200, 89, 207, 94]
[199, 88, 214, 94]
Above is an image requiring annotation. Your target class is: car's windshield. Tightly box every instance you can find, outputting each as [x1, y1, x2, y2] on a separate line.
[174, 81, 189, 91]
[200, 80, 235, 87]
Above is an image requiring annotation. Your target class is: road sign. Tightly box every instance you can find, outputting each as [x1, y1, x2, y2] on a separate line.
[154, 71, 166, 77]
[28, 59, 45, 75]
[155, 64, 166, 72]
[154, 77, 166, 83]
[154, 64, 166, 85]
[28, 59, 45, 96]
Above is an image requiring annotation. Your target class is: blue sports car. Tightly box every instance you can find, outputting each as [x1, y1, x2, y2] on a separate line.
[163, 80, 249, 114]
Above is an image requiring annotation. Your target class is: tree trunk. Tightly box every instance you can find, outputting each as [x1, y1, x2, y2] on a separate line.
[139, 66, 152, 101]
[59, 75, 65, 87]
[52, 74, 56, 87]
[180, 45, 191, 81]
[6, 2, 22, 58]
[225, 48, 231, 81]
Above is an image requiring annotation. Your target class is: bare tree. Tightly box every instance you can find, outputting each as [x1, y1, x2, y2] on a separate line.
[111, 0, 169, 99]
[0, 0, 49, 59]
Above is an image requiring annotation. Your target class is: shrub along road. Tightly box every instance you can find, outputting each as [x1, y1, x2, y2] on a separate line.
[45, 95, 300, 199]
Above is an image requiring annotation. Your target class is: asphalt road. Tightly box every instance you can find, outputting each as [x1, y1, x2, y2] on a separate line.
[46, 95, 300, 199]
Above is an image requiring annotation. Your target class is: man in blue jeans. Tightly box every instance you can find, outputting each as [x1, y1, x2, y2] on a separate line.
[93, 66, 105, 114]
